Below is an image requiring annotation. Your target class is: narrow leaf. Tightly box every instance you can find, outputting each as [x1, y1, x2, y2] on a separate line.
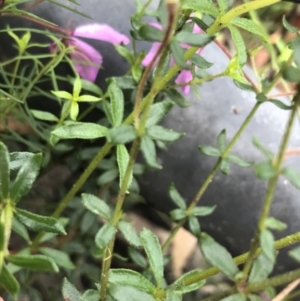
[169, 183, 186, 209]
[117, 145, 133, 191]
[40, 247, 75, 269]
[10, 153, 42, 203]
[52, 122, 108, 139]
[108, 269, 155, 292]
[146, 101, 174, 128]
[199, 233, 239, 280]
[0, 141, 10, 200]
[109, 78, 124, 126]
[140, 228, 164, 287]
[118, 221, 141, 248]
[95, 223, 116, 249]
[81, 193, 111, 220]
[282, 167, 300, 190]
[0, 263, 20, 297]
[141, 135, 162, 169]
[107, 125, 137, 145]
[148, 125, 184, 142]
[15, 208, 66, 234]
[6, 254, 59, 272]
[62, 278, 81, 301]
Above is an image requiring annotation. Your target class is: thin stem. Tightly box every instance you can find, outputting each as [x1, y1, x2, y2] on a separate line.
[99, 138, 141, 301]
[133, 0, 178, 132]
[31, 142, 113, 252]
[242, 83, 300, 280]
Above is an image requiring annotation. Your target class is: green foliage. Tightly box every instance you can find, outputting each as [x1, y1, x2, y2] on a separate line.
[1, 0, 300, 300]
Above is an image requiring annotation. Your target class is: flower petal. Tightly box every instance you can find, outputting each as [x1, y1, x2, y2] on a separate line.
[175, 69, 193, 95]
[70, 38, 103, 82]
[73, 23, 130, 45]
[142, 42, 161, 66]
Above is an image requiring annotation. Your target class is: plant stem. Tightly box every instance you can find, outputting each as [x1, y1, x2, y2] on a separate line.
[31, 142, 113, 252]
[99, 138, 140, 301]
[242, 83, 300, 280]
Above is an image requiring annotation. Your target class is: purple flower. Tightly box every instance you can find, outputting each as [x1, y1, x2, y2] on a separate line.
[142, 22, 203, 95]
[51, 24, 130, 82]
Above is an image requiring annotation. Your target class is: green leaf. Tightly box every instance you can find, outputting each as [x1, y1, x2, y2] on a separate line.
[248, 295, 263, 301]
[254, 161, 276, 180]
[114, 45, 135, 64]
[231, 17, 267, 42]
[166, 290, 182, 301]
[117, 145, 133, 191]
[290, 37, 300, 68]
[148, 125, 184, 142]
[62, 278, 81, 301]
[40, 247, 75, 269]
[70, 101, 79, 121]
[233, 80, 255, 92]
[80, 289, 100, 301]
[12, 217, 30, 243]
[82, 193, 111, 220]
[282, 167, 300, 190]
[170, 39, 190, 69]
[0, 222, 4, 251]
[283, 66, 300, 83]
[108, 78, 124, 126]
[138, 24, 163, 41]
[146, 101, 174, 128]
[51, 90, 73, 100]
[220, 158, 230, 175]
[260, 230, 275, 262]
[268, 99, 293, 110]
[0, 141, 10, 200]
[0, 263, 20, 297]
[10, 153, 42, 203]
[114, 76, 136, 89]
[217, 0, 228, 13]
[188, 215, 201, 236]
[108, 284, 156, 301]
[107, 125, 137, 145]
[128, 247, 147, 268]
[97, 169, 118, 186]
[69, 76, 103, 96]
[227, 155, 252, 167]
[176, 32, 214, 47]
[192, 206, 216, 217]
[217, 129, 226, 152]
[173, 269, 205, 293]
[265, 217, 287, 232]
[289, 246, 300, 263]
[95, 223, 116, 249]
[170, 208, 187, 221]
[282, 15, 299, 34]
[221, 293, 246, 301]
[190, 54, 213, 69]
[165, 89, 190, 108]
[118, 221, 142, 248]
[52, 122, 108, 140]
[252, 137, 274, 160]
[182, 0, 219, 16]
[141, 135, 162, 169]
[30, 110, 59, 122]
[6, 254, 59, 272]
[199, 145, 220, 156]
[15, 208, 66, 234]
[109, 269, 155, 292]
[228, 25, 247, 66]
[77, 94, 102, 102]
[9, 152, 34, 171]
[140, 228, 164, 287]
[249, 253, 275, 283]
[169, 183, 186, 209]
[199, 233, 239, 280]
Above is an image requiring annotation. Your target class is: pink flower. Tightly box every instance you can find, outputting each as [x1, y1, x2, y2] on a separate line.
[142, 22, 203, 95]
[51, 24, 130, 82]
